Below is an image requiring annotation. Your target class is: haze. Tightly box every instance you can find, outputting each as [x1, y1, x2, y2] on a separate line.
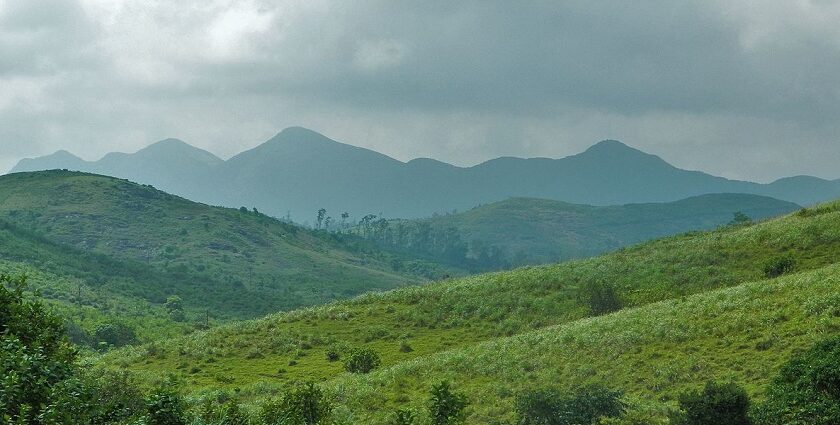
[2, 0, 840, 181]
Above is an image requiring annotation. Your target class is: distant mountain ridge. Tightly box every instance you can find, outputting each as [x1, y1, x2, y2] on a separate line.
[11, 127, 840, 220]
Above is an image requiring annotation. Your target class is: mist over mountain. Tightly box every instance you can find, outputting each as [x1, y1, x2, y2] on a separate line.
[11, 127, 840, 221]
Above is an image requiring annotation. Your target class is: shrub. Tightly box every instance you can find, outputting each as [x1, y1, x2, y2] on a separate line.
[428, 381, 468, 425]
[754, 336, 840, 425]
[146, 385, 188, 425]
[325, 347, 341, 362]
[516, 385, 625, 425]
[389, 408, 419, 425]
[93, 321, 138, 348]
[763, 256, 795, 278]
[672, 382, 751, 425]
[399, 340, 414, 353]
[260, 381, 332, 425]
[584, 282, 623, 316]
[344, 348, 381, 374]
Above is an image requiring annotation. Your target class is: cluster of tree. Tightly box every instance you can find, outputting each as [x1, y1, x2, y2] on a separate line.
[312, 209, 509, 272]
[4, 273, 840, 424]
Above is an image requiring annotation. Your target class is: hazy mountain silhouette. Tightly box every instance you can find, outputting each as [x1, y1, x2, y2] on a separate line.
[11, 127, 840, 220]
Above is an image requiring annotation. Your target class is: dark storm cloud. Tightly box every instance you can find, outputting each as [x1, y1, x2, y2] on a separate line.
[1, 0, 839, 181]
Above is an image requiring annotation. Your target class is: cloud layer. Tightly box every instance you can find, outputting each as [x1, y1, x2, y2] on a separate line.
[2, 0, 839, 181]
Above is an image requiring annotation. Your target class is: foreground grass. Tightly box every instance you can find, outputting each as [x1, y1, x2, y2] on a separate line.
[96, 200, 840, 396]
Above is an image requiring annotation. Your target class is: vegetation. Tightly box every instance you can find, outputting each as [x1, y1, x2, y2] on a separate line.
[672, 382, 751, 425]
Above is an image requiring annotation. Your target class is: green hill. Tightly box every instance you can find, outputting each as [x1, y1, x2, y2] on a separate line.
[93, 200, 840, 418]
[382, 194, 799, 266]
[0, 171, 450, 322]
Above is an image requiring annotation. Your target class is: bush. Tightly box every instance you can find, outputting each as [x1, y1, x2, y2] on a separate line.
[260, 381, 332, 425]
[344, 348, 381, 374]
[146, 385, 188, 425]
[583, 282, 623, 316]
[325, 347, 341, 362]
[754, 336, 840, 425]
[515, 385, 625, 425]
[389, 408, 419, 425]
[93, 321, 139, 348]
[428, 381, 468, 425]
[673, 382, 751, 425]
[763, 256, 795, 278]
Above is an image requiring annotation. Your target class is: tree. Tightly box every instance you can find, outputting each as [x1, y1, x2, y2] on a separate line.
[260, 381, 333, 425]
[316, 208, 327, 230]
[428, 381, 468, 425]
[673, 382, 751, 425]
[93, 321, 138, 348]
[728, 211, 753, 226]
[1, 274, 76, 423]
[344, 348, 381, 374]
[165, 295, 185, 322]
[754, 336, 840, 425]
[584, 282, 623, 316]
[763, 256, 795, 278]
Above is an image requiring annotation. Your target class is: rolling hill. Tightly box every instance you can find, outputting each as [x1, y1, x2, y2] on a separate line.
[389, 194, 799, 265]
[93, 199, 840, 422]
[11, 127, 840, 220]
[0, 171, 448, 322]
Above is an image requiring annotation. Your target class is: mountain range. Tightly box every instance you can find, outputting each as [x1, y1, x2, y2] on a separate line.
[11, 127, 840, 220]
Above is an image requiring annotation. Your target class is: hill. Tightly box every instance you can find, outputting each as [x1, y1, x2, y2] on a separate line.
[380, 194, 799, 266]
[0, 171, 448, 322]
[11, 127, 840, 220]
[95, 200, 840, 419]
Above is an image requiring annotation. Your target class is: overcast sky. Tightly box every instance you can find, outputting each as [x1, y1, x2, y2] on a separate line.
[2, 0, 839, 182]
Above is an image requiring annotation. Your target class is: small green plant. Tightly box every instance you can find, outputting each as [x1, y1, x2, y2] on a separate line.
[389, 408, 419, 425]
[325, 347, 341, 362]
[344, 348, 381, 374]
[399, 340, 414, 353]
[672, 382, 751, 425]
[428, 381, 468, 425]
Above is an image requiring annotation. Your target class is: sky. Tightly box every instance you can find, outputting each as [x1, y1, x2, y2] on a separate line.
[1, 0, 839, 182]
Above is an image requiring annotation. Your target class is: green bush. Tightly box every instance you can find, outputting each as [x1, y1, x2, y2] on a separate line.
[343, 348, 381, 374]
[515, 385, 625, 425]
[763, 256, 795, 278]
[260, 381, 332, 425]
[94, 321, 139, 348]
[584, 282, 623, 316]
[754, 336, 840, 425]
[672, 382, 751, 425]
[428, 381, 468, 425]
[146, 385, 188, 425]
[389, 408, 419, 425]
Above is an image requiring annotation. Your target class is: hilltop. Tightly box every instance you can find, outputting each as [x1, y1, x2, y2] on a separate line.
[0, 171, 449, 322]
[378, 194, 799, 266]
[12, 127, 840, 220]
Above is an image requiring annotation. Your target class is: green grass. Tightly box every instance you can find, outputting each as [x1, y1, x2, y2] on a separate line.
[93, 200, 840, 406]
[0, 171, 457, 321]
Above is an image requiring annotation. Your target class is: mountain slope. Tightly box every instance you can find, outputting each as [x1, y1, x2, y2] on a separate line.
[97, 200, 840, 400]
[11, 128, 840, 220]
[0, 170, 430, 319]
[399, 193, 799, 264]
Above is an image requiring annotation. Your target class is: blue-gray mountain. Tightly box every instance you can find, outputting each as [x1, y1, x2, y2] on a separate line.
[11, 127, 838, 220]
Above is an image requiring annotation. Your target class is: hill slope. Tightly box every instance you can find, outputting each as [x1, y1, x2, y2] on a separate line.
[12, 127, 840, 219]
[393, 194, 799, 265]
[0, 171, 435, 320]
[97, 200, 840, 409]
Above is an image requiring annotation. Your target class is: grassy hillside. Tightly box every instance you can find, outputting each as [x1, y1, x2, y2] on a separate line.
[94, 200, 840, 407]
[0, 171, 454, 320]
[388, 193, 799, 265]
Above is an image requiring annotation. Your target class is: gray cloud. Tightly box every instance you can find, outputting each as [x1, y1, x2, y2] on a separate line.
[1, 0, 839, 182]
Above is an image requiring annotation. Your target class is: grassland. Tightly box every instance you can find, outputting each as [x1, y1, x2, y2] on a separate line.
[93, 200, 840, 420]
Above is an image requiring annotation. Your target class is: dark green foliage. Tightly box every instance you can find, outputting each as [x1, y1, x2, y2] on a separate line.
[146, 385, 188, 425]
[728, 211, 753, 227]
[343, 347, 381, 374]
[93, 321, 138, 348]
[764, 256, 795, 278]
[325, 347, 340, 362]
[515, 385, 625, 425]
[428, 381, 468, 425]
[584, 282, 622, 316]
[166, 295, 186, 322]
[754, 337, 840, 425]
[259, 381, 332, 425]
[0, 274, 76, 423]
[673, 382, 751, 425]
[389, 408, 419, 425]
[41, 369, 146, 424]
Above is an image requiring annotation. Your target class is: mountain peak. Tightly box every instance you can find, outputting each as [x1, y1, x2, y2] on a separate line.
[132, 138, 223, 165]
[585, 139, 636, 154]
